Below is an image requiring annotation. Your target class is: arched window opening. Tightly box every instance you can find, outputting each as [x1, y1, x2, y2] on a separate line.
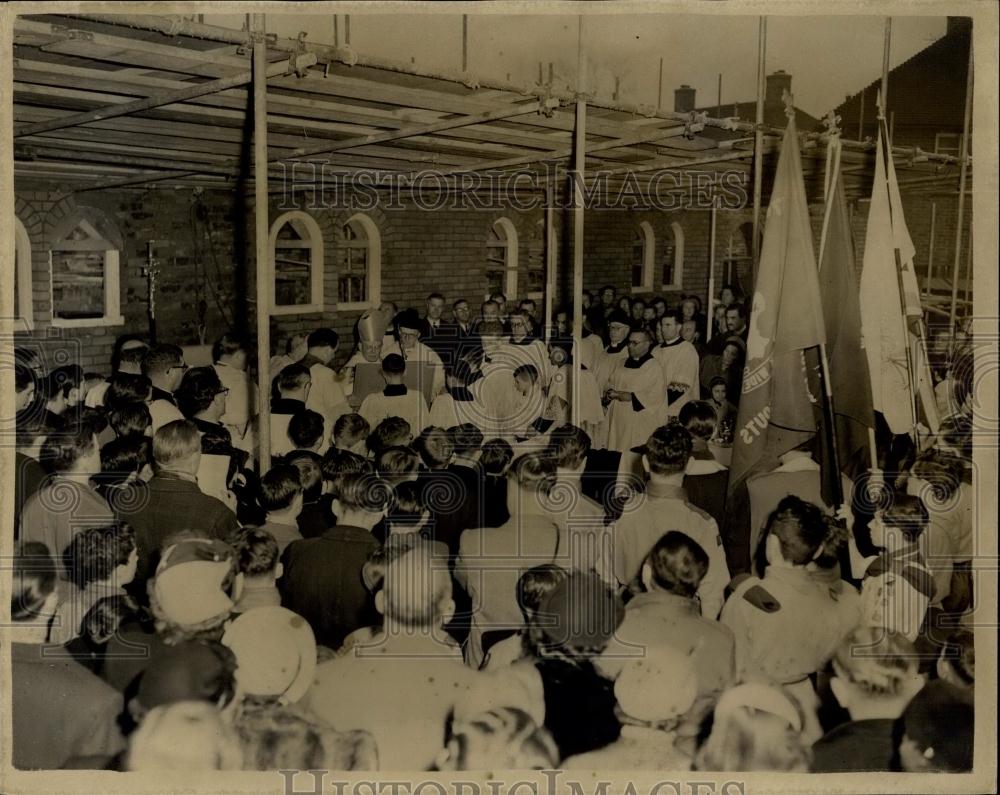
[269, 211, 324, 315]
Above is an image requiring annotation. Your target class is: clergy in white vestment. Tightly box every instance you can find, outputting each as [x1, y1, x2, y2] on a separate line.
[296, 328, 352, 436]
[653, 310, 701, 420]
[499, 308, 550, 386]
[395, 309, 445, 398]
[590, 309, 633, 450]
[343, 309, 400, 397]
[429, 362, 487, 433]
[545, 338, 603, 440]
[358, 353, 431, 434]
[605, 327, 666, 455]
[473, 319, 548, 439]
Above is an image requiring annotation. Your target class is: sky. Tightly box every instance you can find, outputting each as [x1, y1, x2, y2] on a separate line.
[204, 11, 947, 119]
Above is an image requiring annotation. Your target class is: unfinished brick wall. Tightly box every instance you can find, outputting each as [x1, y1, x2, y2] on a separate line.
[14, 180, 962, 376]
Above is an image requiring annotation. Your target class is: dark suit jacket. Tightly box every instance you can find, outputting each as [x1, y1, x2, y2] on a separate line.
[417, 464, 483, 558]
[279, 525, 380, 651]
[811, 719, 896, 772]
[114, 472, 239, 598]
[417, 318, 455, 366]
[14, 452, 47, 541]
[683, 469, 730, 537]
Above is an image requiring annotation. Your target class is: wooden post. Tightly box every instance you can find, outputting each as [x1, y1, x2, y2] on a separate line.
[717, 73, 722, 119]
[462, 15, 468, 72]
[949, 40, 973, 345]
[881, 18, 892, 114]
[253, 13, 272, 474]
[857, 88, 865, 140]
[818, 344, 845, 507]
[706, 200, 717, 342]
[545, 179, 555, 346]
[657, 58, 663, 109]
[572, 16, 586, 427]
[924, 201, 936, 301]
[751, 17, 766, 277]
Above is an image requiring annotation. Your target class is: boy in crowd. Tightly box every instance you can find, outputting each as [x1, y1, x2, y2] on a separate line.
[279, 473, 386, 650]
[365, 416, 413, 458]
[287, 409, 326, 454]
[607, 424, 728, 619]
[21, 419, 114, 572]
[811, 627, 925, 772]
[359, 353, 430, 434]
[10, 543, 126, 769]
[254, 464, 305, 554]
[285, 450, 332, 538]
[861, 494, 934, 642]
[232, 527, 283, 613]
[333, 413, 371, 455]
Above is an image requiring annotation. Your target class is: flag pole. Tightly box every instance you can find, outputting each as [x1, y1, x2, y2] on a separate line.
[571, 15, 586, 428]
[751, 17, 767, 280]
[816, 114, 845, 508]
[948, 37, 973, 350]
[877, 98, 920, 442]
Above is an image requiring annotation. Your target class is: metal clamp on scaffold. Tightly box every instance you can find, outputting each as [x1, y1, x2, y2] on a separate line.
[535, 86, 562, 117]
[684, 110, 708, 138]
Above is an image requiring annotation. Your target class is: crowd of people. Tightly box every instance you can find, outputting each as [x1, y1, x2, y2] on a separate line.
[8, 282, 976, 773]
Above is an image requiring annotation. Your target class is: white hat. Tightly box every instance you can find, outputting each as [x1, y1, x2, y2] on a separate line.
[222, 606, 317, 704]
[152, 539, 235, 627]
[614, 645, 698, 723]
[358, 308, 391, 344]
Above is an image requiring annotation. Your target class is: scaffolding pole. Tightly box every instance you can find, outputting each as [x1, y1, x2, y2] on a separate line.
[881, 18, 892, 112]
[923, 202, 937, 302]
[949, 39, 973, 343]
[571, 16, 586, 428]
[706, 199, 717, 342]
[544, 177, 555, 346]
[253, 13, 272, 473]
[751, 17, 766, 277]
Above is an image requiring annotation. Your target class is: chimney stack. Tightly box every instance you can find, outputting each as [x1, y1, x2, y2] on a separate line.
[946, 16, 972, 36]
[674, 84, 696, 113]
[765, 69, 792, 107]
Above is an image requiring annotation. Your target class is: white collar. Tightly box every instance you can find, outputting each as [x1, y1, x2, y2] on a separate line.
[685, 457, 727, 475]
[774, 454, 820, 473]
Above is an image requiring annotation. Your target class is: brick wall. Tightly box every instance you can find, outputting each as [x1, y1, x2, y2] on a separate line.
[14, 180, 966, 375]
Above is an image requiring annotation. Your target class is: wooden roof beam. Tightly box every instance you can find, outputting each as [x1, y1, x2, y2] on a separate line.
[14, 52, 317, 138]
[278, 98, 551, 162]
[407, 119, 690, 178]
